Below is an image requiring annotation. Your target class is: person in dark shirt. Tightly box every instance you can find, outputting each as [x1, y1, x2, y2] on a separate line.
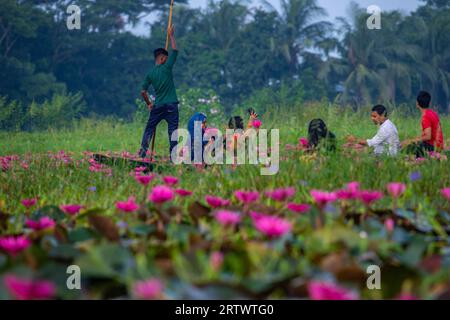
[307, 119, 337, 153]
[139, 26, 179, 161]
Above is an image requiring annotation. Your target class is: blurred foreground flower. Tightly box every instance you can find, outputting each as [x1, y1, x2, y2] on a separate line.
[25, 217, 56, 231]
[359, 191, 383, 206]
[133, 278, 163, 300]
[175, 189, 193, 197]
[387, 182, 406, 198]
[205, 195, 230, 208]
[210, 251, 224, 271]
[215, 210, 241, 226]
[235, 190, 259, 204]
[441, 188, 450, 201]
[252, 213, 291, 238]
[308, 281, 358, 300]
[149, 185, 175, 204]
[60, 204, 84, 216]
[162, 176, 178, 186]
[135, 174, 155, 186]
[265, 187, 295, 202]
[4, 275, 56, 300]
[287, 203, 310, 214]
[0, 235, 31, 256]
[21, 198, 37, 209]
[116, 197, 139, 213]
[310, 190, 337, 209]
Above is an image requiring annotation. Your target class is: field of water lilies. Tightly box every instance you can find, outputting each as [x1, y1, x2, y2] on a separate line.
[1, 105, 450, 300]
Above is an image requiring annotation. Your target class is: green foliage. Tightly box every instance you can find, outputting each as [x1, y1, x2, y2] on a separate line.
[0, 0, 449, 117]
[0, 105, 449, 299]
[0, 92, 85, 131]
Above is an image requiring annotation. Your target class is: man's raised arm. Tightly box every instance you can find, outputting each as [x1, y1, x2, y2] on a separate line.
[166, 26, 178, 68]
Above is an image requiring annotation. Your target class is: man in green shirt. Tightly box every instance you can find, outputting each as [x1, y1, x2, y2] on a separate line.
[139, 26, 179, 160]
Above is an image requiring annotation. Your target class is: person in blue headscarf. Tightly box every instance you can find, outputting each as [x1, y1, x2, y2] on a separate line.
[187, 112, 207, 163]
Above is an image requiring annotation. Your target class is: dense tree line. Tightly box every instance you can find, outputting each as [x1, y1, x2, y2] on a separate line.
[0, 0, 449, 119]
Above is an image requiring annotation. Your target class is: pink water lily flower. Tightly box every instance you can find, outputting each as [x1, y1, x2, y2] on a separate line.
[252, 214, 292, 238]
[287, 203, 311, 214]
[310, 190, 337, 208]
[210, 251, 224, 271]
[441, 188, 450, 201]
[0, 235, 31, 256]
[4, 275, 56, 300]
[235, 190, 260, 204]
[133, 278, 163, 300]
[116, 197, 139, 213]
[346, 182, 360, 192]
[149, 185, 175, 204]
[135, 166, 147, 173]
[387, 182, 406, 198]
[205, 195, 230, 208]
[25, 217, 56, 231]
[336, 189, 358, 201]
[175, 189, 193, 197]
[396, 294, 419, 300]
[384, 218, 395, 233]
[359, 190, 383, 206]
[299, 137, 309, 148]
[135, 174, 155, 186]
[21, 198, 37, 209]
[215, 210, 241, 226]
[162, 176, 178, 186]
[265, 187, 295, 202]
[252, 119, 262, 129]
[308, 281, 358, 300]
[60, 204, 84, 216]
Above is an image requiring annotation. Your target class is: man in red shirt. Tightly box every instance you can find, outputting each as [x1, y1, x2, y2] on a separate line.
[402, 91, 445, 157]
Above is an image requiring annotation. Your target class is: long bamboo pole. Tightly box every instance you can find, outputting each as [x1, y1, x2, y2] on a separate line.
[150, 0, 174, 162]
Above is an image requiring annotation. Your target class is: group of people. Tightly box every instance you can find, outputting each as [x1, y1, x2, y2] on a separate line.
[344, 91, 445, 158]
[138, 27, 445, 162]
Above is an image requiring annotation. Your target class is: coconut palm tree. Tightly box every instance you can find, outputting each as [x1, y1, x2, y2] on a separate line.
[407, 5, 450, 112]
[261, 0, 332, 74]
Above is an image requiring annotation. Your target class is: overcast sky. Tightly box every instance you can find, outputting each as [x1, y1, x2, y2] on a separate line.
[188, 0, 421, 17]
[132, 0, 422, 35]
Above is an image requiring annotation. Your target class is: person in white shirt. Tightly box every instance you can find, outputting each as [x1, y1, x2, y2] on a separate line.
[347, 105, 400, 156]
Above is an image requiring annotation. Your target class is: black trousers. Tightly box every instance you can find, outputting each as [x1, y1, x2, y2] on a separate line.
[139, 103, 179, 160]
[405, 141, 434, 158]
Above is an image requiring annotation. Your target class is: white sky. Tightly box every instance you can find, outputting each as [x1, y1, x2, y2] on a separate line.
[131, 0, 421, 36]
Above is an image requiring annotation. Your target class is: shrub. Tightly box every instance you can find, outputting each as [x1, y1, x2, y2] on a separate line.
[0, 92, 85, 131]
